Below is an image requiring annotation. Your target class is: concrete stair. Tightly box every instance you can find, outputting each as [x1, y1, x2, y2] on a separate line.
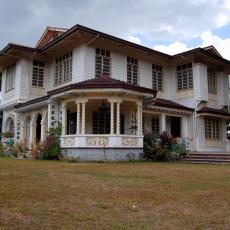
[182, 152, 230, 164]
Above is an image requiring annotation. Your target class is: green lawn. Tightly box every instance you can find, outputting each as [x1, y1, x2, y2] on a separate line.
[0, 159, 230, 230]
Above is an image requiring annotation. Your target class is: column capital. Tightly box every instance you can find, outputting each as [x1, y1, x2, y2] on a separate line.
[61, 102, 67, 108]
[75, 98, 88, 104]
[108, 98, 123, 104]
[136, 100, 143, 106]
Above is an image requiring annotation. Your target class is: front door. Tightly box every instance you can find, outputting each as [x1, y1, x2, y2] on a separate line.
[171, 117, 181, 138]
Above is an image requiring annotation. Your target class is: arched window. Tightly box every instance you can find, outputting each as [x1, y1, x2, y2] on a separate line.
[5, 117, 14, 136]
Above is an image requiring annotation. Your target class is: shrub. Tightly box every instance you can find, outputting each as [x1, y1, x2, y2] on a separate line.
[30, 144, 41, 159]
[143, 131, 188, 162]
[2, 131, 14, 138]
[0, 143, 4, 157]
[143, 133, 159, 160]
[42, 123, 62, 160]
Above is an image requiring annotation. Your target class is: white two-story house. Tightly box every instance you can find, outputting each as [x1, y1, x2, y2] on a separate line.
[0, 24, 230, 160]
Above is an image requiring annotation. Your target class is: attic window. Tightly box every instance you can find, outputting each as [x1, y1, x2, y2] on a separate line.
[127, 57, 138, 85]
[207, 67, 217, 94]
[55, 51, 72, 86]
[95, 48, 111, 77]
[177, 63, 193, 91]
[32, 61, 45, 87]
[152, 64, 163, 90]
[5, 63, 16, 91]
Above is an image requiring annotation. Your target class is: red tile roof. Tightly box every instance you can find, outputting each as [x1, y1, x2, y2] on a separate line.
[48, 75, 157, 96]
[197, 107, 230, 117]
[146, 98, 194, 111]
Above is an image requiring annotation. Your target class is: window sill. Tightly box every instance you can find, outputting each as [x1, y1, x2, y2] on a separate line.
[5, 88, 15, 93]
[176, 89, 193, 92]
[32, 86, 44, 89]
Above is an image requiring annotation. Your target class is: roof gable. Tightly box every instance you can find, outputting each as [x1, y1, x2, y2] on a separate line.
[36, 27, 68, 49]
[203, 46, 222, 57]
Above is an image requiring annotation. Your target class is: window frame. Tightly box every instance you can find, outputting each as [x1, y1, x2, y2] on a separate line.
[54, 51, 72, 86]
[95, 48, 111, 77]
[32, 60, 45, 88]
[5, 63, 16, 92]
[152, 117, 160, 136]
[176, 63, 193, 91]
[152, 64, 163, 91]
[204, 117, 221, 139]
[207, 67, 217, 94]
[127, 57, 138, 85]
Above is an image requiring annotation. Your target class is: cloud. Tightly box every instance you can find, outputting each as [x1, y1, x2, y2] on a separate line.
[0, 0, 230, 49]
[215, 13, 230, 27]
[200, 31, 230, 59]
[127, 36, 142, 45]
[154, 42, 190, 55]
[153, 30, 230, 60]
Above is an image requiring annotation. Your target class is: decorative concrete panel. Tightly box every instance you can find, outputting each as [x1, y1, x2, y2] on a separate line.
[86, 136, 109, 147]
[121, 137, 138, 147]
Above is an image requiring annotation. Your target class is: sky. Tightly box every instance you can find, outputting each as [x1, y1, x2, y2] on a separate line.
[1, 0, 230, 59]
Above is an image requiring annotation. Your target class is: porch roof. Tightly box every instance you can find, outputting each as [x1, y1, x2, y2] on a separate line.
[144, 98, 194, 112]
[47, 75, 157, 96]
[197, 107, 230, 118]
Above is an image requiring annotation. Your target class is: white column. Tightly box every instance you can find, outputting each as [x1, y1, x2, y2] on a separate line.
[61, 103, 67, 135]
[116, 102, 121, 135]
[136, 102, 143, 135]
[47, 103, 51, 130]
[110, 101, 114, 134]
[160, 112, 166, 133]
[139, 104, 143, 135]
[30, 124, 35, 146]
[41, 121, 45, 141]
[76, 102, 81, 134]
[181, 116, 188, 137]
[81, 101, 86, 134]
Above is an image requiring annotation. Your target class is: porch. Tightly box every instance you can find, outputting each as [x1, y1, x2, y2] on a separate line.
[59, 96, 144, 151]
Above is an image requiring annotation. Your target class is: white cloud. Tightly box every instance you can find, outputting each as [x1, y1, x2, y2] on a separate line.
[153, 42, 190, 55]
[1, 0, 230, 48]
[153, 31, 230, 60]
[201, 31, 230, 59]
[127, 36, 142, 45]
[215, 13, 230, 27]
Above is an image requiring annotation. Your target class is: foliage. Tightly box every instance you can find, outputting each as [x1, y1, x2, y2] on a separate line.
[143, 131, 188, 161]
[2, 131, 14, 138]
[41, 123, 62, 160]
[0, 143, 4, 157]
[30, 144, 41, 159]
[143, 133, 159, 160]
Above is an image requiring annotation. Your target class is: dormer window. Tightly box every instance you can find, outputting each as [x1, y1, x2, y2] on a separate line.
[207, 67, 217, 94]
[95, 48, 111, 77]
[32, 61, 45, 87]
[152, 64, 163, 90]
[54, 51, 72, 86]
[127, 57, 138, 85]
[5, 63, 16, 91]
[177, 63, 193, 91]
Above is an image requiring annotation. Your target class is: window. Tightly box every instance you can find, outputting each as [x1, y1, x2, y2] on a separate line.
[95, 48, 111, 77]
[93, 111, 110, 134]
[205, 118, 221, 139]
[55, 51, 72, 86]
[32, 61, 45, 87]
[177, 63, 193, 91]
[207, 67, 217, 94]
[152, 64, 163, 90]
[152, 117, 160, 135]
[127, 57, 138, 85]
[5, 63, 16, 91]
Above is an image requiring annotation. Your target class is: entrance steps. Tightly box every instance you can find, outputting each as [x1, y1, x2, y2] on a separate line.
[182, 152, 230, 164]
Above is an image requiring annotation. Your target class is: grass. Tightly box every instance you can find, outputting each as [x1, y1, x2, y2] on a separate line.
[0, 159, 230, 230]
